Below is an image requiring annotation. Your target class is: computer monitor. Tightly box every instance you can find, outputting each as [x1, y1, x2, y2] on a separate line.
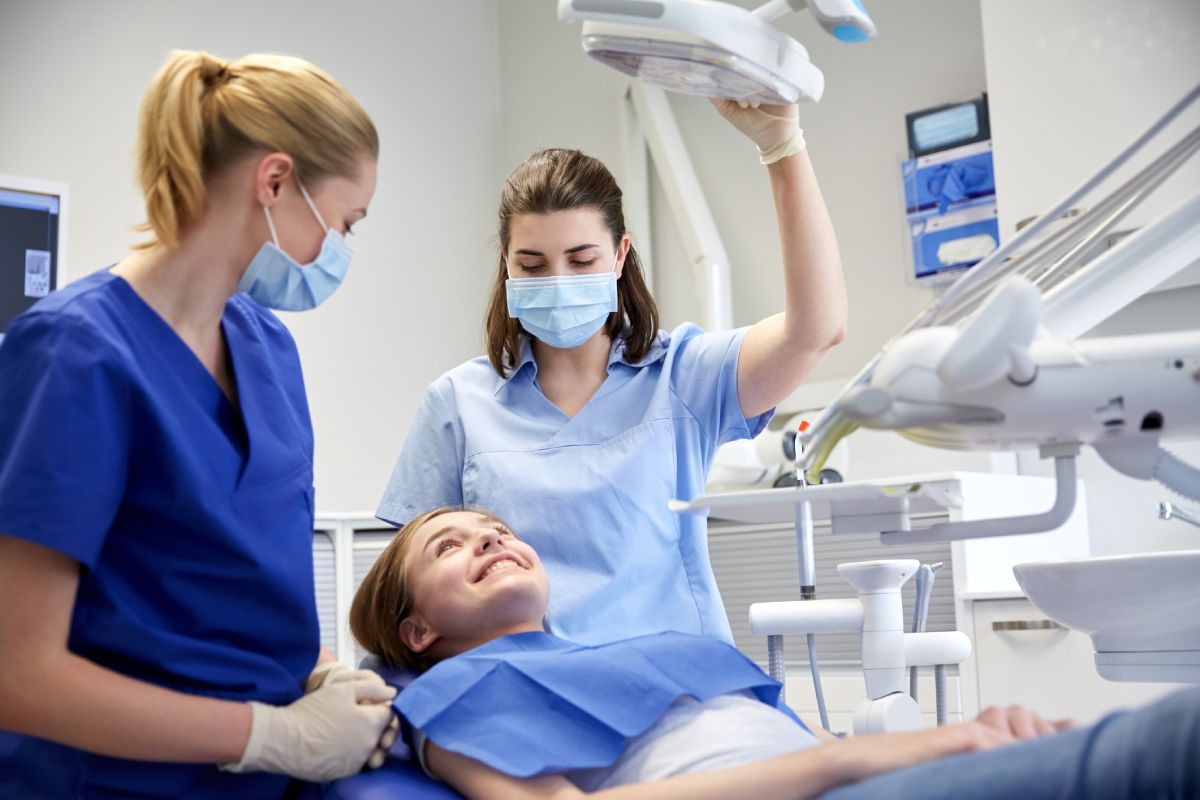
[0, 175, 68, 344]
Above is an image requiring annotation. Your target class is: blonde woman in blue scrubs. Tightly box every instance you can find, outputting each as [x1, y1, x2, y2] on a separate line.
[379, 102, 845, 645]
[0, 51, 394, 797]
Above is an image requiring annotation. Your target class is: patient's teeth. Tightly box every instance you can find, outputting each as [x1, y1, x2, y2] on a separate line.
[482, 558, 520, 578]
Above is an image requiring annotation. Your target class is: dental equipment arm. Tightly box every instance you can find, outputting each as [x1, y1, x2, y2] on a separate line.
[798, 83, 1200, 522]
[1160, 502, 1200, 530]
[752, 0, 877, 42]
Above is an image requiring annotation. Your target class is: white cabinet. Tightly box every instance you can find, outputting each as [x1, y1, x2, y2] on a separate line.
[968, 597, 1183, 724]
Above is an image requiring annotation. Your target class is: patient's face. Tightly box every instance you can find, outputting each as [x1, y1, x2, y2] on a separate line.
[405, 511, 549, 645]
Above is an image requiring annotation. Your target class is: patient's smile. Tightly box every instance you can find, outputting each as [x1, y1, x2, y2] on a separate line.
[477, 557, 524, 581]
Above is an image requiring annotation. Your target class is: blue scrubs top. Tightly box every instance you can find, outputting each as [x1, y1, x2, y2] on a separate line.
[0, 270, 318, 798]
[377, 323, 772, 645]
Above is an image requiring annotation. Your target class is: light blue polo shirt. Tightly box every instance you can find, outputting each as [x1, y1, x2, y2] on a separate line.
[377, 323, 772, 645]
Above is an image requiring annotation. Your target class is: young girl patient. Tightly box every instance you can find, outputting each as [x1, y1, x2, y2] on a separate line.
[349, 507, 1199, 800]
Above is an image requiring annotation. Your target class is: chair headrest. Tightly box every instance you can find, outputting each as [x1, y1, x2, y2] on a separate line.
[359, 653, 420, 691]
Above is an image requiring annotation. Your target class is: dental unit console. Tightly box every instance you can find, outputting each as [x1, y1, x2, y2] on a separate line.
[750, 559, 970, 734]
[794, 84, 1200, 684]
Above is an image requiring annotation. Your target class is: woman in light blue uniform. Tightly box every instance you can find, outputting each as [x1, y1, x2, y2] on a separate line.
[379, 101, 847, 645]
[0, 51, 395, 797]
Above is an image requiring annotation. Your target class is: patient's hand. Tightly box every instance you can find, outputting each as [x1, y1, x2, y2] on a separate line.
[965, 705, 1075, 749]
[828, 704, 1075, 784]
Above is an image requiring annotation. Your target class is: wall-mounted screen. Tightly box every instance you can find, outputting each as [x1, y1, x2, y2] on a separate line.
[0, 176, 68, 343]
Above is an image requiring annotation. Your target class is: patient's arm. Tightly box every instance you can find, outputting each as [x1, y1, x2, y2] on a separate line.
[801, 716, 841, 743]
[426, 712, 1052, 800]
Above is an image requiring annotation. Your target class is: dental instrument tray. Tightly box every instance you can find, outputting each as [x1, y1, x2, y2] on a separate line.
[671, 472, 966, 535]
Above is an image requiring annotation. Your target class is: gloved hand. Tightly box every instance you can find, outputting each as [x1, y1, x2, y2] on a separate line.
[304, 661, 402, 769]
[303, 660, 351, 694]
[220, 675, 397, 782]
[709, 97, 806, 165]
[304, 661, 384, 693]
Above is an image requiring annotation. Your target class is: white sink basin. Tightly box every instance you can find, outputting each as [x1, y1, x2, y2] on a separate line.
[1014, 551, 1200, 682]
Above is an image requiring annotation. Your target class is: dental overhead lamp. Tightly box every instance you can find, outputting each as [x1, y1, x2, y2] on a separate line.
[557, 0, 876, 105]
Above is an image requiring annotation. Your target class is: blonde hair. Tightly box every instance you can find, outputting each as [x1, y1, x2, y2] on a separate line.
[134, 49, 378, 249]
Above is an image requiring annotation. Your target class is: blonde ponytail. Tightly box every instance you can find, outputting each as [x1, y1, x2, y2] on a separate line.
[134, 49, 377, 250]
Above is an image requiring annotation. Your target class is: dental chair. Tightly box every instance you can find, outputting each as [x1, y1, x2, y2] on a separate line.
[323, 762, 459, 800]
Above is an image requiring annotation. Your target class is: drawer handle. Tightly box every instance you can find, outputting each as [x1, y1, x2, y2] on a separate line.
[992, 619, 1065, 632]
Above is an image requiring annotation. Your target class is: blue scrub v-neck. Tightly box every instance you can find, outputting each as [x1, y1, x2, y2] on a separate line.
[111, 275, 250, 461]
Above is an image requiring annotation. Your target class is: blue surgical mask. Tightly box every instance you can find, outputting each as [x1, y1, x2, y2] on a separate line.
[237, 182, 354, 311]
[506, 254, 619, 349]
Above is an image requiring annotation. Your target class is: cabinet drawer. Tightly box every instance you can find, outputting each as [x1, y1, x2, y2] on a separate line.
[971, 598, 1179, 723]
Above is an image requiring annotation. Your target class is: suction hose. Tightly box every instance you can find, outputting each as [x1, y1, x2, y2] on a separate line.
[807, 633, 830, 732]
[934, 664, 948, 727]
[1155, 448, 1200, 504]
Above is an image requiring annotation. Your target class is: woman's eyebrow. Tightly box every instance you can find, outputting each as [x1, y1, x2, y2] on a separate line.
[514, 244, 599, 257]
[422, 525, 456, 554]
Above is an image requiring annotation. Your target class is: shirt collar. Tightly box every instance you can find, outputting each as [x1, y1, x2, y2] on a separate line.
[498, 330, 670, 394]
[608, 329, 669, 370]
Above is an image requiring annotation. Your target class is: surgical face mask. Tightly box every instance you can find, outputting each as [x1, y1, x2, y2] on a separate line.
[237, 182, 354, 311]
[505, 253, 619, 349]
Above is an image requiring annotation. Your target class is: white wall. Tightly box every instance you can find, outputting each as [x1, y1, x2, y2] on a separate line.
[0, 0, 505, 510]
[497, 1, 629, 177]
[980, 0, 1200, 334]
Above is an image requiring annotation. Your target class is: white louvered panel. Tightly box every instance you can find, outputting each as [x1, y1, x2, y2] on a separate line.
[312, 530, 338, 657]
[351, 530, 400, 665]
[709, 519, 956, 668]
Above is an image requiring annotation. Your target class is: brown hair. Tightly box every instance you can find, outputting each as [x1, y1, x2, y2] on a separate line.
[134, 49, 378, 249]
[484, 148, 659, 376]
[349, 506, 517, 672]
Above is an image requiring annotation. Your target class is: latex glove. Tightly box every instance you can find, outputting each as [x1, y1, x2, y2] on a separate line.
[709, 97, 806, 165]
[303, 663, 400, 769]
[303, 661, 351, 694]
[366, 715, 401, 770]
[221, 676, 397, 782]
[303, 661, 386, 694]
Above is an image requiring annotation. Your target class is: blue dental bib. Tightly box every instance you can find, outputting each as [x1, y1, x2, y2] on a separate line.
[395, 630, 805, 777]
